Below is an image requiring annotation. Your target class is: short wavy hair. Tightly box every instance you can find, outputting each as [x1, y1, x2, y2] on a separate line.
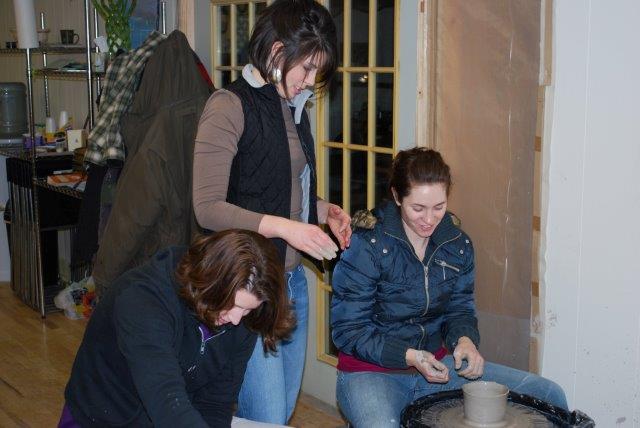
[249, 0, 338, 94]
[176, 230, 294, 352]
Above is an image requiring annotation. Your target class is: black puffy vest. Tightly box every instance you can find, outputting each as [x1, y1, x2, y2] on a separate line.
[226, 77, 319, 265]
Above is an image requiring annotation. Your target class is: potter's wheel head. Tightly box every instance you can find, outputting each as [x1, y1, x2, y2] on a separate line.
[417, 398, 552, 427]
[401, 390, 595, 428]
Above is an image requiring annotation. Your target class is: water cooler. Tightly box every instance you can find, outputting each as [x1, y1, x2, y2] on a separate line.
[0, 82, 27, 147]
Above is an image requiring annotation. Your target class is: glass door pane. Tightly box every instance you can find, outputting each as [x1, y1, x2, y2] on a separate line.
[350, 73, 368, 146]
[327, 147, 344, 206]
[255, 2, 267, 16]
[375, 73, 394, 147]
[219, 71, 232, 88]
[328, 73, 344, 143]
[218, 5, 231, 66]
[375, 153, 393, 205]
[236, 4, 250, 66]
[351, 0, 369, 66]
[328, 0, 345, 67]
[376, 0, 395, 67]
[349, 150, 367, 214]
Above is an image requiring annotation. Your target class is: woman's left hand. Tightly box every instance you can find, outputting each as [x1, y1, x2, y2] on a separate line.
[453, 336, 484, 379]
[325, 204, 352, 250]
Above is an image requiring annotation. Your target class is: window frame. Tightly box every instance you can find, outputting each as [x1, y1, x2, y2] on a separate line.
[209, 0, 269, 88]
[315, 0, 400, 366]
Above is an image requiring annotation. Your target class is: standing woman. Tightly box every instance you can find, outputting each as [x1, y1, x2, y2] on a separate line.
[193, 0, 351, 423]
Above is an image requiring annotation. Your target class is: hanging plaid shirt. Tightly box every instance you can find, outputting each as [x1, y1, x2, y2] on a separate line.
[84, 31, 166, 165]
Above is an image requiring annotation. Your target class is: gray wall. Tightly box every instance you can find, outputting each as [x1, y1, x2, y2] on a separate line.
[194, 0, 211, 75]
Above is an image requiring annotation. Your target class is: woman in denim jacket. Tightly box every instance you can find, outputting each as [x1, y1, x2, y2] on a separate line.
[330, 148, 567, 428]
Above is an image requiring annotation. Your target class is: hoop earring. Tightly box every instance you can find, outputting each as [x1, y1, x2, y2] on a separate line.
[270, 67, 282, 84]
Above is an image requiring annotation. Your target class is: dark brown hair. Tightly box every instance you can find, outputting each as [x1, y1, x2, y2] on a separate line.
[176, 230, 294, 352]
[389, 148, 452, 201]
[249, 0, 338, 95]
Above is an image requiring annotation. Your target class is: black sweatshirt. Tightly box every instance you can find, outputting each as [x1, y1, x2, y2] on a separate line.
[64, 246, 257, 427]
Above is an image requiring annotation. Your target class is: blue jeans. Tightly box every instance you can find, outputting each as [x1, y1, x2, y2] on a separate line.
[337, 355, 568, 428]
[236, 264, 308, 424]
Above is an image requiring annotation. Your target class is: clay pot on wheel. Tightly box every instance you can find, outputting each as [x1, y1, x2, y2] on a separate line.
[462, 381, 509, 425]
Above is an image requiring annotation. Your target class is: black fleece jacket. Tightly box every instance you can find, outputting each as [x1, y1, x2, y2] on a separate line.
[64, 247, 257, 427]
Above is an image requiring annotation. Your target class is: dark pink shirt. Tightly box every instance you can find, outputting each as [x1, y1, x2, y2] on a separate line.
[337, 347, 448, 373]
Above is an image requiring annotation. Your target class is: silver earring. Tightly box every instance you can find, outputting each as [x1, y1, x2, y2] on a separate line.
[270, 67, 282, 84]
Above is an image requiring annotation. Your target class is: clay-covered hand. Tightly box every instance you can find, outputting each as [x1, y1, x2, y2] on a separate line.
[453, 336, 484, 379]
[326, 204, 352, 250]
[407, 348, 449, 383]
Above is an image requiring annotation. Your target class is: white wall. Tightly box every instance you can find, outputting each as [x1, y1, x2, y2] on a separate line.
[540, 0, 640, 424]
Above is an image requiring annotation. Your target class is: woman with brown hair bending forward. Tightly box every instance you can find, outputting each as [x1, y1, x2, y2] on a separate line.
[59, 230, 293, 428]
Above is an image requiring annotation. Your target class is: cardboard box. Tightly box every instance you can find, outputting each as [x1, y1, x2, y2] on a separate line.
[66, 129, 87, 151]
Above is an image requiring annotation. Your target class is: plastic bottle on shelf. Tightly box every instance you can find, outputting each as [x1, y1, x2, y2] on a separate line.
[45, 116, 56, 143]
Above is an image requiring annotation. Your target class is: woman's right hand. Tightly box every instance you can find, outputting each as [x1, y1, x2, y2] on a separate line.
[259, 215, 339, 260]
[406, 348, 449, 383]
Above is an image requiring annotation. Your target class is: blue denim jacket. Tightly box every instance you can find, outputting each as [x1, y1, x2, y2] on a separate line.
[331, 201, 479, 369]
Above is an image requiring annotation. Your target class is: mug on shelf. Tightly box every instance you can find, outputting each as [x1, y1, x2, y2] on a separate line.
[60, 29, 80, 45]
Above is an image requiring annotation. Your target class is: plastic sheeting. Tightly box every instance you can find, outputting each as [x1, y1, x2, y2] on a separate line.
[432, 0, 540, 370]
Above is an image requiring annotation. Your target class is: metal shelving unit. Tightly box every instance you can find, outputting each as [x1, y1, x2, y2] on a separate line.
[33, 69, 105, 80]
[3, 0, 96, 317]
[0, 46, 87, 54]
[0, 146, 31, 161]
[5, 1, 169, 316]
[34, 178, 84, 199]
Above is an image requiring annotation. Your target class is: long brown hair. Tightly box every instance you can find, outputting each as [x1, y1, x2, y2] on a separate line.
[176, 230, 294, 352]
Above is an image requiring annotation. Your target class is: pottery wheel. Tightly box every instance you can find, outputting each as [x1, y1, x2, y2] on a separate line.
[416, 398, 555, 428]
